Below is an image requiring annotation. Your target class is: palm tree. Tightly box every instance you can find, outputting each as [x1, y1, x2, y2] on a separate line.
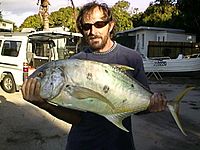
[37, 0, 50, 30]
[69, 0, 78, 32]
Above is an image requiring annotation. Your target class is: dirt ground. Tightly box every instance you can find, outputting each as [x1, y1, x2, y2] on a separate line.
[0, 87, 71, 150]
[0, 77, 200, 150]
[132, 77, 200, 150]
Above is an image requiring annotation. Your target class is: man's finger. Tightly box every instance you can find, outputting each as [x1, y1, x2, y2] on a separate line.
[35, 79, 42, 100]
[26, 78, 34, 100]
[29, 78, 37, 100]
[158, 93, 163, 111]
[21, 79, 28, 99]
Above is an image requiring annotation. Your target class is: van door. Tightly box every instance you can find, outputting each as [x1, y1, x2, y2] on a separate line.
[0, 39, 26, 93]
[28, 31, 83, 68]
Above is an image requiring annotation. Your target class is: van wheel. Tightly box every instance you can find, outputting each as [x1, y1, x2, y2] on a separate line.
[1, 74, 16, 93]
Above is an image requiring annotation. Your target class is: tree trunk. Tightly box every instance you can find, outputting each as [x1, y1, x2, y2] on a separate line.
[69, 0, 78, 32]
[38, 0, 50, 30]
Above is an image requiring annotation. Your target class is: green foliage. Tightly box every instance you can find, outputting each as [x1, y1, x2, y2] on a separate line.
[19, 14, 42, 31]
[19, 7, 77, 32]
[17, 0, 200, 40]
[132, 3, 180, 28]
[111, 0, 133, 32]
[177, 0, 200, 36]
[18, 1, 140, 32]
[49, 7, 77, 32]
[13, 24, 19, 32]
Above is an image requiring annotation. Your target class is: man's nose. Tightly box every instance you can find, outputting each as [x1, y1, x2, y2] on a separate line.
[89, 25, 97, 35]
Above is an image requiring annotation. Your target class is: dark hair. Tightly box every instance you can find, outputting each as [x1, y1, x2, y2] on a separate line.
[76, 2, 113, 35]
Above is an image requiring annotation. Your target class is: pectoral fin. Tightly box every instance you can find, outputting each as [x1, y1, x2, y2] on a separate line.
[104, 112, 132, 132]
[65, 85, 115, 109]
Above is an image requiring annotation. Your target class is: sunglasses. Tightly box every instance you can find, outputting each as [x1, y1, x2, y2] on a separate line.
[82, 20, 110, 31]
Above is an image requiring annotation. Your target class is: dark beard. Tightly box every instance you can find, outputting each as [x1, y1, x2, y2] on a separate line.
[86, 34, 109, 51]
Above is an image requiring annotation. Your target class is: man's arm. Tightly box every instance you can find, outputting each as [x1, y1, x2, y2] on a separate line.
[133, 53, 167, 113]
[21, 78, 81, 125]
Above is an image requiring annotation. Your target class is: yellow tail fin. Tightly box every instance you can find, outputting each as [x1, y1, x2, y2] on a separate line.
[167, 87, 195, 136]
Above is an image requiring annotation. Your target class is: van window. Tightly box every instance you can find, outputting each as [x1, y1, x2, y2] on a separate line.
[32, 43, 51, 57]
[57, 36, 81, 59]
[1, 40, 21, 57]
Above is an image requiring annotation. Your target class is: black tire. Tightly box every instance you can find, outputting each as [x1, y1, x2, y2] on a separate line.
[1, 74, 16, 93]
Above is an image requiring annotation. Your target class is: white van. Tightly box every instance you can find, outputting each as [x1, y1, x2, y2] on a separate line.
[0, 31, 82, 93]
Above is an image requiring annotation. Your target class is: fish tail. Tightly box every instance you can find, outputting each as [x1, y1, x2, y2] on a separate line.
[167, 86, 195, 136]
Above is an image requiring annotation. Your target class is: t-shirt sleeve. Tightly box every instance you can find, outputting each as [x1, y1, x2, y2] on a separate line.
[70, 52, 85, 59]
[130, 52, 149, 89]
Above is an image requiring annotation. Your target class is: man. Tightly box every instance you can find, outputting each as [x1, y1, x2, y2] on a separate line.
[22, 2, 167, 150]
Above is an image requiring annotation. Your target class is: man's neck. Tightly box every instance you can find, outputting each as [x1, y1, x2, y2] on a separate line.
[98, 40, 114, 53]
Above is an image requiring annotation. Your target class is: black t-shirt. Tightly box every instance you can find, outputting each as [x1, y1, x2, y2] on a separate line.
[66, 42, 149, 150]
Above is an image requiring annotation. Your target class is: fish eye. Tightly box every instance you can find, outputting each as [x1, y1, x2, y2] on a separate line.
[37, 72, 44, 78]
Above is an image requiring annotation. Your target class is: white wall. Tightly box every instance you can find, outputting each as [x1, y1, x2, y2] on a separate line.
[0, 21, 13, 31]
[119, 27, 197, 57]
[156, 32, 196, 43]
[137, 30, 159, 56]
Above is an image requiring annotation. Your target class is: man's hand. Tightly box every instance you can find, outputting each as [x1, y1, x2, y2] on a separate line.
[148, 93, 167, 112]
[21, 78, 81, 125]
[21, 78, 46, 107]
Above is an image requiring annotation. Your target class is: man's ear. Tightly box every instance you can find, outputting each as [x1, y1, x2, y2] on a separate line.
[109, 21, 115, 33]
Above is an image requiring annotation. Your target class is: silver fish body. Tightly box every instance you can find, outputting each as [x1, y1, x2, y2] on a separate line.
[29, 59, 193, 134]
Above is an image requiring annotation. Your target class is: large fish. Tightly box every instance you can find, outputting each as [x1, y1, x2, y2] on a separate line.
[29, 59, 193, 135]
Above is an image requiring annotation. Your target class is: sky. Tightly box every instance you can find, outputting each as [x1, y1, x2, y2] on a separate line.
[0, 0, 153, 27]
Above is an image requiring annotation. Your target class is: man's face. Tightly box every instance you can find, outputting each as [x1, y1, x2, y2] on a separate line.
[82, 7, 114, 51]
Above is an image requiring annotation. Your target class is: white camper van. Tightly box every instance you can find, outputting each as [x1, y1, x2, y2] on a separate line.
[0, 31, 82, 93]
